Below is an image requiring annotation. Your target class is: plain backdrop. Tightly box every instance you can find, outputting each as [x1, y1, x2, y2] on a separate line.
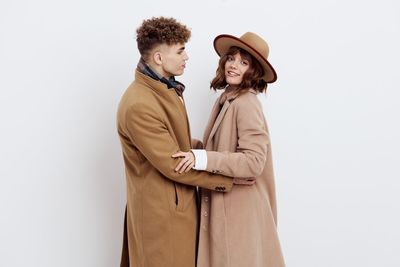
[1, 0, 399, 266]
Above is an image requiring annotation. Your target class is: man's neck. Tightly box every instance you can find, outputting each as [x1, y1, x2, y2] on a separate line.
[146, 61, 170, 79]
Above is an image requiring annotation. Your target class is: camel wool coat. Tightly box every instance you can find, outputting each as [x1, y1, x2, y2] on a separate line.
[197, 89, 285, 267]
[117, 71, 233, 267]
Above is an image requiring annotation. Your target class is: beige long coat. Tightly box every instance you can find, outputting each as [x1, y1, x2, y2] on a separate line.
[117, 71, 233, 267]
[197, 89, 285, 267]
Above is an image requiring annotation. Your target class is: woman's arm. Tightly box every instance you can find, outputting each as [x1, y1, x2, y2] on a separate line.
[205, 97, 268, 178]
[173, 94, 269, 178]
[172, 150, 256, 185]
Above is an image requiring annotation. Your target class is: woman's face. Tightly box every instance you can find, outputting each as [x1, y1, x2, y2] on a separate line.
[224, 52, 250, 85]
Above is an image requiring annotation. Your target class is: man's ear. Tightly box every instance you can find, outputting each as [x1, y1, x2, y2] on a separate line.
[153, 52, 162, 65]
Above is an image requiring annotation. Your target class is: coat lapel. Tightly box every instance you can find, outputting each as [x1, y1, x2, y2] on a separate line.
[203, 99, 220, 147]
[204, 98, 231, 149]
[203, 89, 256, 149]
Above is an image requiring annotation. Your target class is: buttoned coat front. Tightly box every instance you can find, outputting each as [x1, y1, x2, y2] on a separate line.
[117, 71, 233, 267]
[197, 89, 285, 267]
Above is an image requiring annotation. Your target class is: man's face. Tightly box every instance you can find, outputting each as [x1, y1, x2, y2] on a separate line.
[158, 43, 188, 77]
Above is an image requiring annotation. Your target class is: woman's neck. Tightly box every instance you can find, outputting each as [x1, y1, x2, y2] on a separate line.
[225, 85, 239, 93]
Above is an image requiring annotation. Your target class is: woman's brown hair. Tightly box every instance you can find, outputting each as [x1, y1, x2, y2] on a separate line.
[210, 46, 268, 93]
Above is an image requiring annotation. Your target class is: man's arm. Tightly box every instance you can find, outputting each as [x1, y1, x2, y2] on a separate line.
[125, 103, 233, 192]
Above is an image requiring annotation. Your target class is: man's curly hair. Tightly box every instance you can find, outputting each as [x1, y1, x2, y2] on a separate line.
[136, 17, 191, 60]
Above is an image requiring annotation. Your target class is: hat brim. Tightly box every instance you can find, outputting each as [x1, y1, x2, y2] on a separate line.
[213, 34, 277, 83]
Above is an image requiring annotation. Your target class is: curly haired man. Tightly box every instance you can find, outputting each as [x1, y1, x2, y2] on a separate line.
[117, 17, 234, 267]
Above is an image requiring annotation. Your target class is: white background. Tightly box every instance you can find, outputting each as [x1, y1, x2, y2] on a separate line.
[1, 0, 399, 266]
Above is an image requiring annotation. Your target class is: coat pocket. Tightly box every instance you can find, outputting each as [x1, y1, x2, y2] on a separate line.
[173, 182, 184, 211]
[166, 181, 183, 211]
[174, 182, 179, 207]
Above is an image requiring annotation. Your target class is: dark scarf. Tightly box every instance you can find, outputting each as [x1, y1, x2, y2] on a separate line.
[137, 58, 185, 97]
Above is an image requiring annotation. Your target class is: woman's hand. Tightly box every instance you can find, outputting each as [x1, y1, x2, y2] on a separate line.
[233, 177, 256, 185]
[172, 151, 195, 173]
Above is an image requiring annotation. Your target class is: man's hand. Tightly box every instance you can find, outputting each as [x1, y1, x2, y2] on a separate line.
[172, 151, 195, 173]
[233, 177, 256, 185]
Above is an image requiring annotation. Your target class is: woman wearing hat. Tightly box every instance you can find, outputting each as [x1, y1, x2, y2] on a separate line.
[173, 32, 285, 266]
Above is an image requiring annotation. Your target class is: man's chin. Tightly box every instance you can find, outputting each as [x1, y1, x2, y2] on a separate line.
[174, 71, 184, 76]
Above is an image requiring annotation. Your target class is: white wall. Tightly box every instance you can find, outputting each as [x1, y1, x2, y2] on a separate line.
[1, 0, 399, 266]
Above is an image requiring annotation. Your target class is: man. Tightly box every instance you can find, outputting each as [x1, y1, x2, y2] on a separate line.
[117, 17, 234, 267]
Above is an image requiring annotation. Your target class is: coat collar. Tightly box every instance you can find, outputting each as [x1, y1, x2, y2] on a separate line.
[134, 70, 189, 134]
[203, 88, 257, 148]
[219, 88, 257, 103]
[204, 99, 230, 149]
[135, 70, 171, 96]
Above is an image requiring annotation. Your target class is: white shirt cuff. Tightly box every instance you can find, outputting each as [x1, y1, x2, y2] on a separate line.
[191, 149, 207, 170]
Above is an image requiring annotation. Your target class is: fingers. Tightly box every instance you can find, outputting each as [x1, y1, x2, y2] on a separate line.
[245, 178, 256, 185]
[233, 178, 256, 185]
[174, 158, 186, 172]
[177, 157, 195, 173]
[173, 152, 189, 171]
[171, 151, 185, 158]
[246, 179, 256, 185]
[173, 151, 195, 173]
[174, 155, 194, 173]
[180, 158, 193, 173]
[184, 162, 195, 172]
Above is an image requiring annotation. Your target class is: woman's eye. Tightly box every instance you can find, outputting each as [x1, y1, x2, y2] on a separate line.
[241, 61, 249, 66]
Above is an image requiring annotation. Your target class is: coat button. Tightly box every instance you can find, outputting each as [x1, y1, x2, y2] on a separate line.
[203, 211, 208, 217]
[204, 197, 209, 202]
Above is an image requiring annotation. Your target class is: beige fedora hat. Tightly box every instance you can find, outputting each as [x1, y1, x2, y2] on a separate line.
[213, 32, 277, 83]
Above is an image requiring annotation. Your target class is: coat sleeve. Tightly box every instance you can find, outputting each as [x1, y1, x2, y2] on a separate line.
[124, 103, 233, 192]
[191, 138, 204, 149]
[206, 95, 269, 178]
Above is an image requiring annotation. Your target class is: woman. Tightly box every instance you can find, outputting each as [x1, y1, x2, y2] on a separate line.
[173, 32, 285, 267]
